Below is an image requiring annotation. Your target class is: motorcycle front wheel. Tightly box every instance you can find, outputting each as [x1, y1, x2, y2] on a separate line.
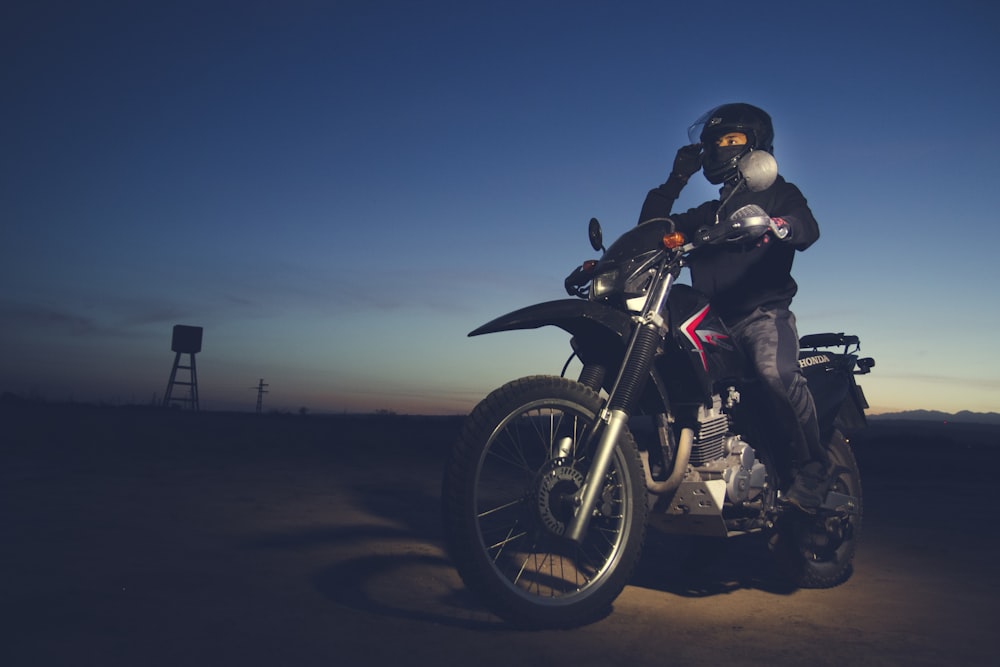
[442, 375, 648, 628]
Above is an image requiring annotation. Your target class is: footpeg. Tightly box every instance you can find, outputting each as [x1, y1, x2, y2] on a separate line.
[820, 490, 858, 515]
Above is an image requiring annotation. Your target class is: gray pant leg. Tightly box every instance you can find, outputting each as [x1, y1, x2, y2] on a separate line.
[729, 307, 825, 468]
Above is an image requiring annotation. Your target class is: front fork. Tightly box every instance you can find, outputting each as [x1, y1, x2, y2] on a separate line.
[565, 270, 675, 543]
[564, 407, 632, 543]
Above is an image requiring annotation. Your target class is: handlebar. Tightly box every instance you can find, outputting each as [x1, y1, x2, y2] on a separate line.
[686, 215, 772, 249]
[566, 213, 780, 299]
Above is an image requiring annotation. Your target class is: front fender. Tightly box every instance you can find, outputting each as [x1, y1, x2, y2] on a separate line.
[469, 299, 634, 343]
[472, 299, 672, 416]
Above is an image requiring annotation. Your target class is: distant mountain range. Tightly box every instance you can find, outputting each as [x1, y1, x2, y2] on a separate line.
[872, 410, 1000, 425]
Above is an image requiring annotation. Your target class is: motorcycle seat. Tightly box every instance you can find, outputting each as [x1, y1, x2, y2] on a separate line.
[799, 332, 859, 349]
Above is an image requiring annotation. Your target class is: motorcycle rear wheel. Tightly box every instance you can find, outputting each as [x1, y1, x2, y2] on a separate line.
[442, 375, 648, 628]
[771, 428, 863, 588]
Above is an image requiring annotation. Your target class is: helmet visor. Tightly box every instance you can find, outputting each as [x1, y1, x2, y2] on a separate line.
[687, 108, 715, 144]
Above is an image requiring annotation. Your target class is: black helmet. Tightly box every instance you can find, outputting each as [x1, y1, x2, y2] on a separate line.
[688, 103, 774, 185]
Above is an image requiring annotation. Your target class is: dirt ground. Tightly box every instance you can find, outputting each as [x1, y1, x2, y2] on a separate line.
[2, 400, 997, 666]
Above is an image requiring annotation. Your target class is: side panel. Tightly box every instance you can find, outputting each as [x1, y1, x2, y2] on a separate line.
[661, 285, 746, 404]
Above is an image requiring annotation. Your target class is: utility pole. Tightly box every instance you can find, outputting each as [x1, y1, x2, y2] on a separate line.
[254, 379, 268, 414]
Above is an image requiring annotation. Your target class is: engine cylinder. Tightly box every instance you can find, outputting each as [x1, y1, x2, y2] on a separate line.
[690, 397, 730, 466]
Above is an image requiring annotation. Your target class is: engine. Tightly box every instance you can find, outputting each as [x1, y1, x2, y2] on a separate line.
[689, 393, 767, 506]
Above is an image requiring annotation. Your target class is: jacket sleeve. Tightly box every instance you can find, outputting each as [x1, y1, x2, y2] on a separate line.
[774, 182, 820, 250]
[637, 175, 688, 225]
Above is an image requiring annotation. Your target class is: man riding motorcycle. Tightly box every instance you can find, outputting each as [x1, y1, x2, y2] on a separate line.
[637, 102, 830, 512]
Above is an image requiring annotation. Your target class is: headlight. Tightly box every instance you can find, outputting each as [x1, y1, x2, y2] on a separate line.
[590, 270, 619, 298]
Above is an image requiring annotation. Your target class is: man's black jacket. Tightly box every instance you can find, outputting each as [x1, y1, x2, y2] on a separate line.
[638, 175, 819, 322]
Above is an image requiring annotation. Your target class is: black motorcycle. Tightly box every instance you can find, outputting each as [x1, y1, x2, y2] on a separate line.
[442, 152, 874, 628]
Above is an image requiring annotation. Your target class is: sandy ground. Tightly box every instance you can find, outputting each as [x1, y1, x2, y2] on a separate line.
[2, 401, 997, 666]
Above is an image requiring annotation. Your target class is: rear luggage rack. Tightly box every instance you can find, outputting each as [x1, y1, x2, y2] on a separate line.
[798, 332, 874, 375]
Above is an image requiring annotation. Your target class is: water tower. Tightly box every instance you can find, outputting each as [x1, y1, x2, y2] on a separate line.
[163, 325, 202, 410]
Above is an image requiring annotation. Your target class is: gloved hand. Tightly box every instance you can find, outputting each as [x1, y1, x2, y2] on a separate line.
[769, 216, 791, 240]
[671, 143, 703, 181]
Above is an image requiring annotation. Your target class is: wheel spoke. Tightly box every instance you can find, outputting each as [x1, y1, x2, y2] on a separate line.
[486, 526, 529, 554]
[477, 497, 523, 519]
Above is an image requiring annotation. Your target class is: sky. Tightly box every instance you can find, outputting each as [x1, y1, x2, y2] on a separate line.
[2, 0, 999, 415]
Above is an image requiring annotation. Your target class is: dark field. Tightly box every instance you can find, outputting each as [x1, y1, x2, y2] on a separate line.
[2, 400, 997, 666]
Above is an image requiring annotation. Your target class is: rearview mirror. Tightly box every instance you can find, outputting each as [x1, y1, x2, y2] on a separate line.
[738, 151, 778, 192]
[588, 217, 605, 252]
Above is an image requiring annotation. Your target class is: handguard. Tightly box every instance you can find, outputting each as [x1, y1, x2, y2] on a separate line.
[564, 260, 597, 297]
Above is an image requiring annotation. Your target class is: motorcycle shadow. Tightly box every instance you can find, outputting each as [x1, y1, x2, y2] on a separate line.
[630, 530, 799, 598]
[309, 546, 506, 631]
[244, 478, 510, 630]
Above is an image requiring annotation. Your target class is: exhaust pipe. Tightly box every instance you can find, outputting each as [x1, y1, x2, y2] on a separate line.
[646, 427, 693, 495]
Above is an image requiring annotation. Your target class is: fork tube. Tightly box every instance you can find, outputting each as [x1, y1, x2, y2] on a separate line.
[604, 266, 674, 412]
[564, 408, 629, 543]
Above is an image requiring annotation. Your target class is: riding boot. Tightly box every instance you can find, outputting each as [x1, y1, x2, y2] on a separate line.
[785, 460, 833, 513]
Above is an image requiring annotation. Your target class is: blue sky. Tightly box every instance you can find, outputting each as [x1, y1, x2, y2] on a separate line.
[2, 0, 998, 414]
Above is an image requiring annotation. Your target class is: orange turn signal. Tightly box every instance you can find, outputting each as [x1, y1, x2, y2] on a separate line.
[662, 232, 686, 249]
